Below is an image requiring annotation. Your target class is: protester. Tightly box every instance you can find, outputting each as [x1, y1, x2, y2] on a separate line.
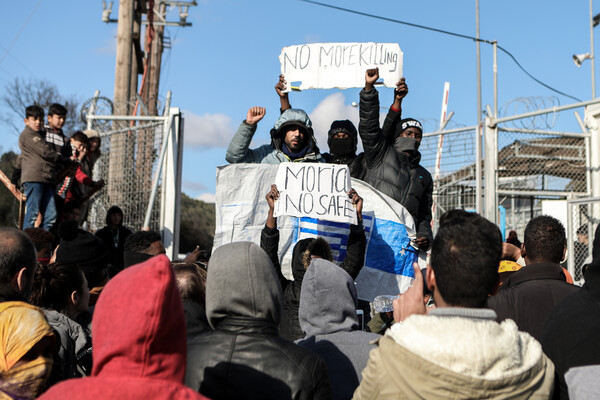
[185, 241, 331, 399]
[172, 262, 209, 338]
[54, 220, 110, 307]
[38, 255, 208, 400]
[353, 211, 554, 399]
[541, 223, 600, 399]
[276, 74, 363, 177]
[123, 230, 165, 268]
[0, 301, 55, 400]
[261, 184, 366, 341]
[24, 227, 55, 266]
[95, 206, 132, 276]
[29, 263, 92, 385]
[488, 215, 579, 341]
[358, 68, 433, 250]
[225, 105, 325, 163]
[19, 105, 74, 231]
[296, 258, 379, 400]
[0, 228, 38, 302]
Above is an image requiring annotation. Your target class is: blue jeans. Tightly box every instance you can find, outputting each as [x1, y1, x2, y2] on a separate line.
[23, 182, 57, 231]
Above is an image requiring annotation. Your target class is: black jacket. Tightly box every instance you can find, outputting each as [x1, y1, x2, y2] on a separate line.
[358, 88, 433, 244]
[487, 262, 580, 342]
[260, 223, 367, 341]
[185, 242, 331, 400]
[541, 259, 600, 400]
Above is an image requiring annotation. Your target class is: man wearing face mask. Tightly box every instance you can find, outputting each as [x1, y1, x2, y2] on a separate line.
[359, 68, 433, 250]
[275, 74, 361, 175]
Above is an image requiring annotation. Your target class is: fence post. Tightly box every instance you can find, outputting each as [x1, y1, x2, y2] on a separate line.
[484, 116, 498, 224]
[585, 105, 600, 198]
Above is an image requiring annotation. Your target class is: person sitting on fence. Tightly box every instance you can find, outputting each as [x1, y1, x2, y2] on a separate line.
[56, 131, 105, 210]
[19, 105, 76, 231]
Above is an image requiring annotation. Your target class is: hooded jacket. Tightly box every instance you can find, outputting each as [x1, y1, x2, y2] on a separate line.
[226, 109, 325, 164]
[185, 241, 332, 400]
[42, 309, 90, 385]
[353, 308, 555, 399]
[297, 259, 379, 400]
[39, 255, 207, 400]
[358, 88, 433, 244]
[261, 223, 366, 341]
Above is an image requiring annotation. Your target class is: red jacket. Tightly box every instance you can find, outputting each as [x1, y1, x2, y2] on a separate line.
[39, 255, 209, 400]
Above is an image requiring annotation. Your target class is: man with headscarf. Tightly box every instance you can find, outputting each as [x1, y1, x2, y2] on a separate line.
[185, 242, 331, 399]
[359, 68, 433, 250]
[0, 301, 55, 399]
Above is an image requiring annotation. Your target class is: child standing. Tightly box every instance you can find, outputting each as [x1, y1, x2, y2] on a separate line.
[45, 103, 70, 157]
[19, 105, 73, 230]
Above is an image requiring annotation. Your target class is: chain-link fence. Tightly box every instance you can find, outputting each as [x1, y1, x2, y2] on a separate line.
[86, 120, 165, 233]
[567, 197, 600, 283]
[421, 128, 478, 231]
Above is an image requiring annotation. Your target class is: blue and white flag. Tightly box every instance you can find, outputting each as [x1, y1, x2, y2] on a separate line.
[213, 164, 418, 301]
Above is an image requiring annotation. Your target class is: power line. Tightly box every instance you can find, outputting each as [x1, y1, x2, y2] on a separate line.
[0, 0, 44, 69]
[300, 0, 582, 103]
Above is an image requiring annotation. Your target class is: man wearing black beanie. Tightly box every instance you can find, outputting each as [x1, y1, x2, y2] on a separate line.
[358, 68, 433, 250]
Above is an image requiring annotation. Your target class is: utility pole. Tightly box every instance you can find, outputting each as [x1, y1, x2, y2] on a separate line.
[109, 0, 135, 205]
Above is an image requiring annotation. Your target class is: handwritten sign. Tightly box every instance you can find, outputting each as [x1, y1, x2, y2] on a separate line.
[274, 163, 357, 225]
[279, 42, 403, 92]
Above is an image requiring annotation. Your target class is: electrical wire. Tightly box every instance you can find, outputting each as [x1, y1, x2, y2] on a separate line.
[0, 0, 44, 69]
[300, 0, 582, 103]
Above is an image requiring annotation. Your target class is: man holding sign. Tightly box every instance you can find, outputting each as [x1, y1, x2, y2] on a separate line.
[260, 163, 366, 340]
[225, 106, 325, 164]
[359, 68, 433, 250]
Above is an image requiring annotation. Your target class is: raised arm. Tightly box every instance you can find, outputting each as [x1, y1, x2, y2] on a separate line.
[260, 184, 290, 287]
[382, 78, 409, 142]
[358, 68, 387, 168]
[225, 107, 267, 163]
[275, 74, 291, 113]
[340, 188, 367, 280]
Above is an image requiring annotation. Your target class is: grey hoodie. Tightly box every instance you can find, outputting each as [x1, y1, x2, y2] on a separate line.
[186, 242, 332, 400]
[297, 259, 379, 400]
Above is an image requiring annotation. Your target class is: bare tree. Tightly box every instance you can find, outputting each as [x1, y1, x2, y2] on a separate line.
[1, 77, 81, 135]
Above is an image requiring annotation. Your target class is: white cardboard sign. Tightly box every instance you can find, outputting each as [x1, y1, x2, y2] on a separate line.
[279, 42, 403, 92]
[274, 162, 358, 225]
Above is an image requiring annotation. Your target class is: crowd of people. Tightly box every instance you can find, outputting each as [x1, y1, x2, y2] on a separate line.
[0, 69, 595, 399]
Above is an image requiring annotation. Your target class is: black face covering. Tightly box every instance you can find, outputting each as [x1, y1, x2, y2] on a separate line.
[329, 137, 356, 156]
[393, 136, 420, 154]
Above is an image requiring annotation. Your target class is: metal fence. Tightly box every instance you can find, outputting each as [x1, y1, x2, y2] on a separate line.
[421, 127, 477, 230]
[81, 92, 183, 258]
[86, 120, 165, 233]
[567, 197, 600, 283]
